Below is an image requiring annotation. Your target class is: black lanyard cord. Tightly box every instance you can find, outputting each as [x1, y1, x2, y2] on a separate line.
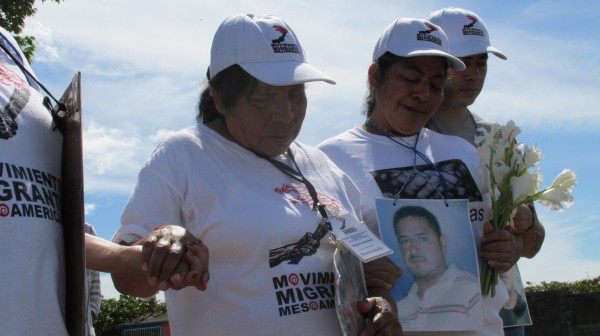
[254, 148, 330, 222]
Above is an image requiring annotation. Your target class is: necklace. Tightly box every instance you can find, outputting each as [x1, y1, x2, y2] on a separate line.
[365, 118, 449, 201]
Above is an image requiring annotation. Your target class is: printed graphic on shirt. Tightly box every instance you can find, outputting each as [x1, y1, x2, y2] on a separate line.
[371, 159, 482, 202]
[0, 162, 62, 223]
[371, 159, 487, 223]
[266, 183, 344, 318]
[269, 183, 343, 268]
[269, 220, 330, 267]
[0, 62, 31, 139]
[272, 271, 336, 317]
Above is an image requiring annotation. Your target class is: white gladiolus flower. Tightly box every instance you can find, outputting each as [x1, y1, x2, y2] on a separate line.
[511, 151, 525, 172]
[476, 144, 492, 166]
[476, 120, 576, 297]
[532, 168, 543, 190]
[523, 145, 543, 169]
[550, 169, 577, 190]
[512, 143, 526, 167]
[511, 172, 538, 203]
[501, 120, 521, 140]
[538, 186, 574, 210]
[492, 162, 511, 185]
[494, 137, 509, 159]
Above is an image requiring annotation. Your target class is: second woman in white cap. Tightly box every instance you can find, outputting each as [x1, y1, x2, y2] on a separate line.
[319, 17, 508, 335]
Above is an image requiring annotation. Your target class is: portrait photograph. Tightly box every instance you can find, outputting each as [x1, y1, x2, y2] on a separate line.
[375, 198, 483, 332]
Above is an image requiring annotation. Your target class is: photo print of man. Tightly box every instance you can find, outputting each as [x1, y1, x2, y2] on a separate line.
[376, 198, 483, 332]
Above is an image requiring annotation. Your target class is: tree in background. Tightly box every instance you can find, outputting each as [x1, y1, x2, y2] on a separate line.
[0, 0, 62, 63]
[94, 295, 167, 336]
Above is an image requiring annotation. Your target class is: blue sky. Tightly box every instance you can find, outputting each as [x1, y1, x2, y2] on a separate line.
[25, 0, 600, 298]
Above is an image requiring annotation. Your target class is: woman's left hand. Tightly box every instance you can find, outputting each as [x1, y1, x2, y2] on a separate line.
[357, 297, 402, 335]
[363, 257, 402, 290]
[508, 204, 535, 234]
[480, 222, 522, 273]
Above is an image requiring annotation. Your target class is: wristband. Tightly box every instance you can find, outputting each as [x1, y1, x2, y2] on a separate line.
[524, 203, 536, 232]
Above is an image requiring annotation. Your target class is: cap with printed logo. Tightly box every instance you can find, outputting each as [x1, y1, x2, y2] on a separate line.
[428, 8, 507, 60]
[209, 14, 335, 85]
[372, 18, 466, 70]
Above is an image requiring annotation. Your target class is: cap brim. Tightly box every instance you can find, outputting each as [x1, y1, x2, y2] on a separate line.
[241, 61, 336, 86]
[406, 49, 466, 71]
[450, 42, 508, 60]
[487, 46, 508, 60]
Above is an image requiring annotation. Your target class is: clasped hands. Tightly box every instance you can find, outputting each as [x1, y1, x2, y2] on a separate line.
[136, 225, 210, 292]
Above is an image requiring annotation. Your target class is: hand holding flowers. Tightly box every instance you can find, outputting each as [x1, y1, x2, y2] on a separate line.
[475, 120, 576, 296]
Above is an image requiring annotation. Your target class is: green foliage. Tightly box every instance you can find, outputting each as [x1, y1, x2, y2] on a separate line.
[12, 35, 36, 64]
[94, 295, 167, 336]
[0, 0, 62, 63]
[525, 275, 600, 294]
[0, 0, 37, 33]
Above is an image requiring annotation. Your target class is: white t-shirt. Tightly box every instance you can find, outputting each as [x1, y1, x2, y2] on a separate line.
[318, 126, 508, 336]
[0, 27, 66, 334]
[114, 123, 362, 336]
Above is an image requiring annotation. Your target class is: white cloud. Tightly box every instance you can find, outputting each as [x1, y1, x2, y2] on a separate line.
[83, 123, 177, 194]
[84, 203, 96, 216]
[23, 21, 60, 63]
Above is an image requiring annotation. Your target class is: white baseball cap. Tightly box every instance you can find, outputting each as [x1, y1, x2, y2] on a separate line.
[428, 8, 507, 60]
[372, 18, 465, 70]
[208, 14, 335, 85]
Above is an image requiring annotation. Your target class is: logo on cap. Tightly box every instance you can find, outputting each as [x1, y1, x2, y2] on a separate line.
[271, 25, 300, 54]
[416, 23, 442, 46]
[462, 15, 485, 37]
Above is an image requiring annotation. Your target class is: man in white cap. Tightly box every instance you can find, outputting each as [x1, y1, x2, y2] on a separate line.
[427, 8, 545, 336]
[426, 7, 507, 143]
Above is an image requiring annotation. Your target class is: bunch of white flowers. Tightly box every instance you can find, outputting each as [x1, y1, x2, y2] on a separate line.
[475, 120, 577, 296]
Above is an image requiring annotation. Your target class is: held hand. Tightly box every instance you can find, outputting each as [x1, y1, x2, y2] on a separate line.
[508, 204, 535, 235]
[160, 241, 211, 291]
[509, 204, 545, 258]
[480, 222, 522, 273]
[184, 241, 210, 291]
[357, 297, 402, 336]
[364, 257, 402, 290]
[139, 225, 202, 291]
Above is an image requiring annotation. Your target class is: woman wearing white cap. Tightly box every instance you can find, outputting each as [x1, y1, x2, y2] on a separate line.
[318, 18, 510, 335]
[112, 13, 401, 335]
